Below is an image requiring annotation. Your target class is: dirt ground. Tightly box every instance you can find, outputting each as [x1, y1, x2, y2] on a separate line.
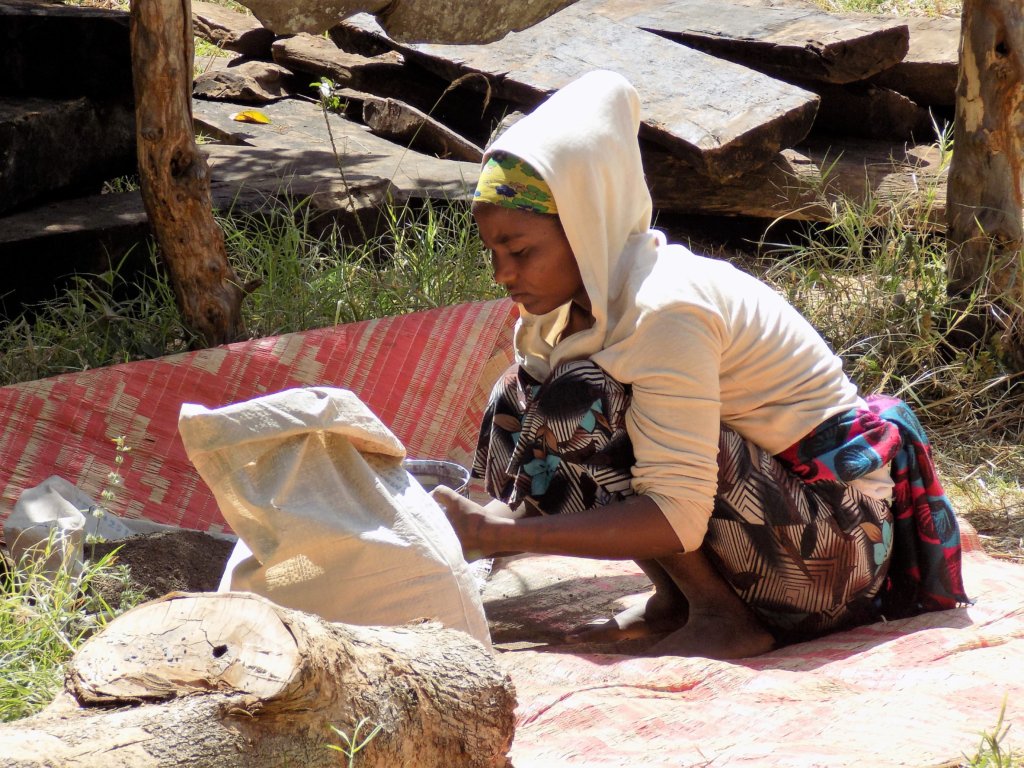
[90, 529, 234, 600]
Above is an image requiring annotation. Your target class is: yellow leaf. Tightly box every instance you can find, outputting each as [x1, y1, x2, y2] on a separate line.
[229, 110, 271, 124]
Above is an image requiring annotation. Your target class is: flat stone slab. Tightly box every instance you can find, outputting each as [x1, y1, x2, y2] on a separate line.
[193, 60, 295, 104]
[192, 0, 274, 59]
[340, 5, 819, 181]
[585, 0, 909, 84]
[192, 96, 480, 213]
[644, 137, 950, 224]
[0, 0, 131, 99]
[236, 0, 577, 44]
[873, 14, 959, 107]
[0, 96, 135, 216]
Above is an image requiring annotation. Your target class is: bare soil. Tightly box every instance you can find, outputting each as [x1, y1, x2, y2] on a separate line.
[90, 529, 234, 601]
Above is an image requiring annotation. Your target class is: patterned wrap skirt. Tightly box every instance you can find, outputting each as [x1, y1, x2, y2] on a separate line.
[474, 359, 893, 643]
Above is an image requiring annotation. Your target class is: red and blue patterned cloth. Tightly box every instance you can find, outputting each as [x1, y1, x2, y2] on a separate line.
[777, 394, 970, 616]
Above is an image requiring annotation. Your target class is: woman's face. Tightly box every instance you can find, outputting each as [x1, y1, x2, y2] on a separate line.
[474, 203, 588, 316]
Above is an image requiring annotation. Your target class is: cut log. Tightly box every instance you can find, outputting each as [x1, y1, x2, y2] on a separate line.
[946, 0, 1024, 365]
[191, 0, 274, 59]
[0, 592, 515, 768]
[584, 0, 909, 84]
[131, 0, 245, 346]
[339, 6, 820, 181]
[0, 96, 135, 216]
[0, 0, 132, 98]
[361, 94, 484, 162]
[193, 60, 295, 103]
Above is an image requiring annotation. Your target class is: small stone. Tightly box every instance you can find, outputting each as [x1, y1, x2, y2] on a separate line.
[193, 60, 295, 104]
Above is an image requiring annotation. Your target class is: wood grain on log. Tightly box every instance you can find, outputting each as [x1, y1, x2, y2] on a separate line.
[584, 0, 909, 84]
[0, 592, 516, 768]
[339, 7, 819, 181]
[131, 0, 245, 346]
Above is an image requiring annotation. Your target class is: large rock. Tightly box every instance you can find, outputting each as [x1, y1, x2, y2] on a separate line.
[193, 60, 296, 103]
[339, 7, 820, 180]
[0, 97, 135, 216]
[192, 0, 275, 59]
[0, 0, 131, 99]
[586, 0, 910, 85]
[235, 0, 578, 43]
[872, 14, 960, 107]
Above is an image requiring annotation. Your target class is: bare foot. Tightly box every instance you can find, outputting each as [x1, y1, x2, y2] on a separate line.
[565, 588, 688, 644]
[648, 608, 776, 660]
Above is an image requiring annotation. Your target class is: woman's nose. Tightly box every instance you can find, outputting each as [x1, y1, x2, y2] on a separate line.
[491, 252, 514, 286]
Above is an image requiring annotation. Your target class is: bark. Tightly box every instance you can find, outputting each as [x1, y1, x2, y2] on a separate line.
[131, 0, 245, 346]
[0, 592, 516, 768]
[946, 0, 1024, 363]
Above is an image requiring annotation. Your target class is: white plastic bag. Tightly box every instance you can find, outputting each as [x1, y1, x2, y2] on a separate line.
[4, 475, 178, 576]
[178, 387, 490, 648]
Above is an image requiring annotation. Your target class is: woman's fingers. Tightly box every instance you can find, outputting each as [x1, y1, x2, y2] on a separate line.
[431, 487, 489, 560]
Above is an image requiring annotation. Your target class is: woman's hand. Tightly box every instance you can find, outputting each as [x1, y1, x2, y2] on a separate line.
[431, 486, 514, 561]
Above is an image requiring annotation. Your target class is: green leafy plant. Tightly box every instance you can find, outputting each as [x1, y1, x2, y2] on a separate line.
[962, 699, 1020, 767]
[327, 718, 383, 767]
[0, 534, 144, 722]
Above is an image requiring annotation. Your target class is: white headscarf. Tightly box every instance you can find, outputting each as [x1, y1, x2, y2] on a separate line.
[484, 70, 659, 380]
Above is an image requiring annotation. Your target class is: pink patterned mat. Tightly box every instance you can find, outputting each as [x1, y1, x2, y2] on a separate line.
[0, 299, 517, 532]
[484, 528, 1024, 767]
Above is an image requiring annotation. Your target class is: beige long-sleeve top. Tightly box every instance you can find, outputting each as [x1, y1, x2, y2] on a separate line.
[487, 70, 885, 551]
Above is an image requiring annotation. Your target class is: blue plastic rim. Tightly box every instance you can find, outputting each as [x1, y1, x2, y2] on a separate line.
[403, 459, 470, 494]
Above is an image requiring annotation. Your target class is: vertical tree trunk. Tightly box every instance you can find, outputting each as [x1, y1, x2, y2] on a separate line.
[946, 0, 1024, 364]
[130, 0, 245, 346]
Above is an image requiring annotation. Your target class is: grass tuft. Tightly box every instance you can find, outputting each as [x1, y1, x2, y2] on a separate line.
[0, 198, 501, 388]
[0, 537, 145, 722]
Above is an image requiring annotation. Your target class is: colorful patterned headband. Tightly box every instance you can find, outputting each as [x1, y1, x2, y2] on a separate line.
[473, 151, 558, 215]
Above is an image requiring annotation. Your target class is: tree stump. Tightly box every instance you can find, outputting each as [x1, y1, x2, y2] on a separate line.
[946, 0, 1024, 364]
[0, 592, 516, 768]
[131, 0, 245, 346]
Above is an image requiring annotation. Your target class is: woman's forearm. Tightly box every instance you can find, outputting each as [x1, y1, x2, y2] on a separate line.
[480, 494, 684, 560]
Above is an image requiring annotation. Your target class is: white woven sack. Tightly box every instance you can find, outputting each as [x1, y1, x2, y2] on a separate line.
[178, 386, 490, 648]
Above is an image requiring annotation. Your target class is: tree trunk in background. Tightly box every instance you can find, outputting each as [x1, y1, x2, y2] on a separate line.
[0, 592, 516, 768]
[946, 0, 1024, 366]
[131, 0, 245, 347]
